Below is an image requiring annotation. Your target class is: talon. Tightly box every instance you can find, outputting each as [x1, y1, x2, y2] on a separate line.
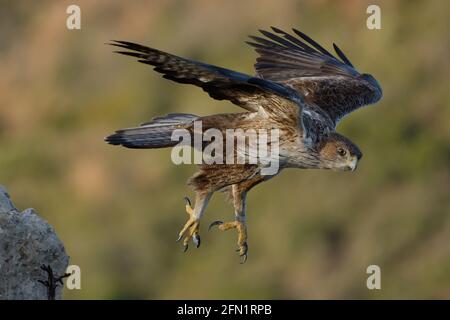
[238, 242, 248, 263]
[239, 242, 248, 256]
[176, 234, 183, 242]
[209, 220, 223, 231]
[177, 193, 210, 253]
[177, 217, 200, 251]
[193, 234, 201, 248]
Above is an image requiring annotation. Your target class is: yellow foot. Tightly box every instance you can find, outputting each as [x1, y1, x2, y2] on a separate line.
[209, 220, 248, 263]
[176, 197, 200, 252]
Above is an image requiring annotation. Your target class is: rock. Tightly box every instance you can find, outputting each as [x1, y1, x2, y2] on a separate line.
[0, 186, 69, 300]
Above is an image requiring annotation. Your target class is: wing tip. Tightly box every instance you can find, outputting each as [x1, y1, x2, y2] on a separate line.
[332, 43, 354, 68]
[104, 133, 123, 146]
[270, 26, 284, 33]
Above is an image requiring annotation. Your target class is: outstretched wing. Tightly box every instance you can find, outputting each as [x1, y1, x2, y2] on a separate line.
[109, 40, 304, 126]
[247, 27, 382, 125]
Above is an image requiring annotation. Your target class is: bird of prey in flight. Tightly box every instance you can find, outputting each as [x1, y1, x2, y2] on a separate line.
[105, 27, 382, 263]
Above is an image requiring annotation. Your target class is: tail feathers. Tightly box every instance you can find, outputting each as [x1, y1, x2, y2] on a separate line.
[105, 113, 197, 149]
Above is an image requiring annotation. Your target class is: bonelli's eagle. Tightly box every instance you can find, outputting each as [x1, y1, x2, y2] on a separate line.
[106, 27, 382, 263]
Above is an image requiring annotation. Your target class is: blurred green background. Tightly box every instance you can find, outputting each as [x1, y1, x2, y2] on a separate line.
[1, 0, 449, 299]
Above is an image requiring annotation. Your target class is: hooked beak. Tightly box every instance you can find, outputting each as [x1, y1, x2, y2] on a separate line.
[349, 156, 358, 172]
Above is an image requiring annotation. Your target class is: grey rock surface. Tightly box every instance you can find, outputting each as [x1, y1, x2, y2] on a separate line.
[0, 185, 69, 300]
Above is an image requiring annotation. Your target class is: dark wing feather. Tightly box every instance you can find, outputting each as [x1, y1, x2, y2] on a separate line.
[332, 43, 354, 68]
[247, 27, 382, 125]
[109, 40, 303, 123]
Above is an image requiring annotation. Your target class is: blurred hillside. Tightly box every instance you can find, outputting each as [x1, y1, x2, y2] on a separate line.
[0, 0, 449, 299]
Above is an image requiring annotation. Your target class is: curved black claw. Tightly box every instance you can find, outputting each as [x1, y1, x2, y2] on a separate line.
[208, 220, 223, 231]
[193, 234, 201, 248]
[183, 196, 191, 207]
[183, 243, 189, 253]
[239, 242, 248, 264]
[176, 234, 183, 242]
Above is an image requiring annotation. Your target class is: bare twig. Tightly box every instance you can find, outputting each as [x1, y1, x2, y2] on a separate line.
[38, 265, 70, 300]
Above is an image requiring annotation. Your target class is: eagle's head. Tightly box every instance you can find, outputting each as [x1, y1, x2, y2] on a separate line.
[317, 132, 362, 171]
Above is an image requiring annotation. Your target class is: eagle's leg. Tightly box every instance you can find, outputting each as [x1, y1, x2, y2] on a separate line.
[209, 184, 249, 263]
[209, 171, 267, 263]
[176, 191, 212, 252]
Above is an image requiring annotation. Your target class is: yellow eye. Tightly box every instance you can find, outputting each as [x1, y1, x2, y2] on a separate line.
[337, 147, 347, 156]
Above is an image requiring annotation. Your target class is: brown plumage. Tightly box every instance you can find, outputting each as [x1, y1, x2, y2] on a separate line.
[105, 27, 382, 262]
